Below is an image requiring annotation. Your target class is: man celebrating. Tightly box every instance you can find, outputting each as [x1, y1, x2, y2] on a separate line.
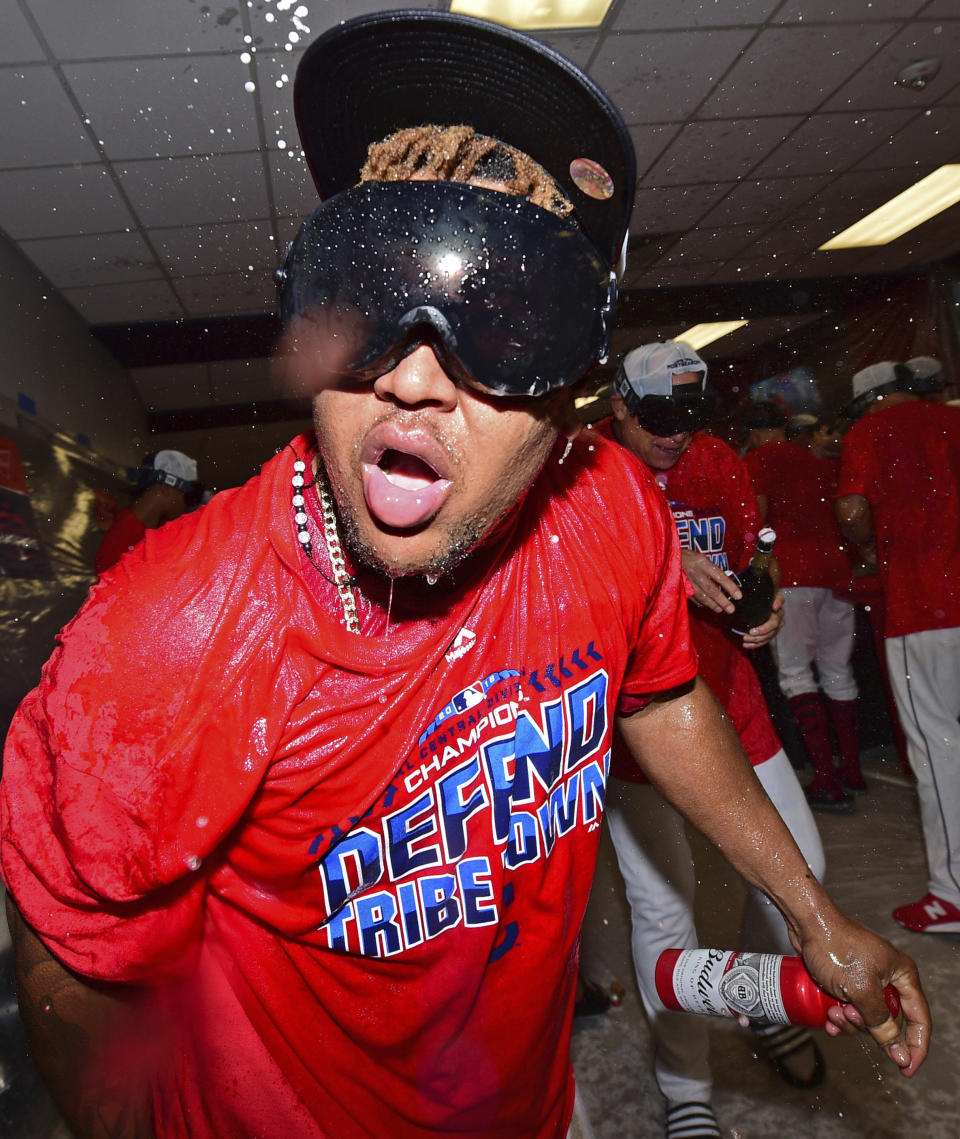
[837, 358, 960, 934]
[1, 12, 928, 1139]
[598, 343, 832, 1131]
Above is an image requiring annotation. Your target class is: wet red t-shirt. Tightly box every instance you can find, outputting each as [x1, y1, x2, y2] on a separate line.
[745, 439, 851, 590]
[836, 400, 960, 638]
[1, 430, 696, 1139]
[94, 506, 147, 575]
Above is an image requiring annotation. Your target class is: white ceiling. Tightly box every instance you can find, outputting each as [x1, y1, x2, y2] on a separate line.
[3, 0, 960, 417]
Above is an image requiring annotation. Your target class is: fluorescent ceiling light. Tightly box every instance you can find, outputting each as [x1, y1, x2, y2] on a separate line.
[449, 0, 613, 31]
[819, 164, 960, 250]
[678, 321, 749, 351]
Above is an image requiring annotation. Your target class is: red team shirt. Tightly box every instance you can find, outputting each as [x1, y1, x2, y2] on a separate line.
[744, 439, 850, 590]
[595, 426, 781, 776]
[0, 430, 696, 1139]
[94, 506, 147, 576]
[836, 400, 960, 638]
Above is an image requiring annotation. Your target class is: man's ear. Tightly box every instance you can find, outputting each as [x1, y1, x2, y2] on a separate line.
[609, 393, 630, 422]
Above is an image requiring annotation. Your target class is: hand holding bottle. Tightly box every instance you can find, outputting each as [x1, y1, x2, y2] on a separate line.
[729, 527, 776, 635]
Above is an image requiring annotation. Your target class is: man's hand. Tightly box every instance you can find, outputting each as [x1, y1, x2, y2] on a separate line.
[617, 678, 931, 1079]
[740, 590, 784, 650]
[681, 549, 740, 614]
[795, 910, 930, 1077]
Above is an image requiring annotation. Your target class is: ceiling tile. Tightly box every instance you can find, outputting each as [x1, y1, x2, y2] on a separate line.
[629, 123, 682, 178]
[855, 105, 960, 169]
[251, 50, 304, 153]
[612, 0, 779, 30]
[773, 1, 927, 21]
[700, 23, 899, 117]
[589, 29, 753, 123]
[61, 278, 183, 324]
[116, 152, 270, 228]
[822, 19, 960, 111]
[643, 116, 801, 186]
[267, 150, 316, 221]
[0, 65, 101, 168]
[172, 270, 275, 318]
[754, 109, 917, 177]
[152, 220, 279, 279]
[19, 231, 162, 290]
[532, 32, 597, 71]
[132, 363, 213, 413]
[625, 262, 728, 289]
[699, 175, 832, 227]
[208, 358, 276, 404]
[657, 224, 764, 264]
[792, 165, 946, 241]
[63, 54, 262, 161]
[25, 0, 246, 59]
[0, 3, 46, 63]
[0, 164, 136, 238]
[631, 182, 737, 234]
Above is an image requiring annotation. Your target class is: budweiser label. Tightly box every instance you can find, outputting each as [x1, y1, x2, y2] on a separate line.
[667, 949, 789, 1022]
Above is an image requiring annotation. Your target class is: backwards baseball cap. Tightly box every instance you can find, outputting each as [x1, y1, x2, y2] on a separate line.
[903, 355, 943, 394]
[137, 450, 198, 494]
[845, 360, 910, 419]
[293, 9, 636, 269]
[614, 340, 711, 435]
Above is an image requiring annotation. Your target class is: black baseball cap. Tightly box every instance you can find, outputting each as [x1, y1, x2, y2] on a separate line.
[293, 8, 636, 270]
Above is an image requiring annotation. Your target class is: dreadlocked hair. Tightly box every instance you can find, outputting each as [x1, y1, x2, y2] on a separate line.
[360, 124, 574, 219]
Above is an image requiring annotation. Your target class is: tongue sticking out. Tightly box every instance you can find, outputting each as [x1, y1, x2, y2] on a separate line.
[362, 450, 452, 530]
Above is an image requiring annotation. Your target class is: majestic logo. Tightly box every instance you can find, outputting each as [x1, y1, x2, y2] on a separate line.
[445, 627, 477, 663]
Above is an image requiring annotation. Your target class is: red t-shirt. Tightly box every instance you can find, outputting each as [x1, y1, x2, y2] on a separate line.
[596, 425, 780, 773]
[1, 429, 696, 1139]
[94, 506, 147, 575]
[836, 400, 960, 638]
[744, 439, 851, 590]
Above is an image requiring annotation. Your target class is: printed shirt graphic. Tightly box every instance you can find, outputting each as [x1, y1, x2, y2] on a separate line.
[1, 430, 695, 1139]
[595, 426, 780, 774]
[836, 401, 960, 637]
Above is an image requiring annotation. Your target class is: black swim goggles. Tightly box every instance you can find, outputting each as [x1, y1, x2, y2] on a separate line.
[276, 180, 617, 399]
[615, 373, 712, 437]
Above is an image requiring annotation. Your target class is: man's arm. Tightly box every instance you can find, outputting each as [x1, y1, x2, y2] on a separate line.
[616, 677, 930, 1076]
[6, 896, 155, 1139]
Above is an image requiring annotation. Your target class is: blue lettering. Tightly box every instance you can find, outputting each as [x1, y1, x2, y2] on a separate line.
[581, 754, 608, 823]
[396, 880, 423, 948]
[438, 756, 489, 860]
[419, 873, 462, 939]
[566, 672, 608, 771]
[385, 790, 441, 879]
[504, 810, 540, 869]
[457, 857, 498, 926]
[355, 891, 403, 956]
[536, 770, 581, 855]
[319, 828, 383, 912]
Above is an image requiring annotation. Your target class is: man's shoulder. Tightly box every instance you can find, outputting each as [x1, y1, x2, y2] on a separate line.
[687, 431, 745, 474]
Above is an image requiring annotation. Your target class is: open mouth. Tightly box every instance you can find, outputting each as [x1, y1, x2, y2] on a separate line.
[362, 445, 452, 530]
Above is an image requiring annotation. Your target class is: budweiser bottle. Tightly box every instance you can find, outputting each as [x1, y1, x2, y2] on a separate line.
[655, 948, 900, 1027]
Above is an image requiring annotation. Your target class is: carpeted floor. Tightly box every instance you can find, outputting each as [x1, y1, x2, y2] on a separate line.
[574, 745, 959, 1138]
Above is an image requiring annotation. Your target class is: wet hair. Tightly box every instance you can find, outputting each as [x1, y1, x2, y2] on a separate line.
[360, 124, 574, 219]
